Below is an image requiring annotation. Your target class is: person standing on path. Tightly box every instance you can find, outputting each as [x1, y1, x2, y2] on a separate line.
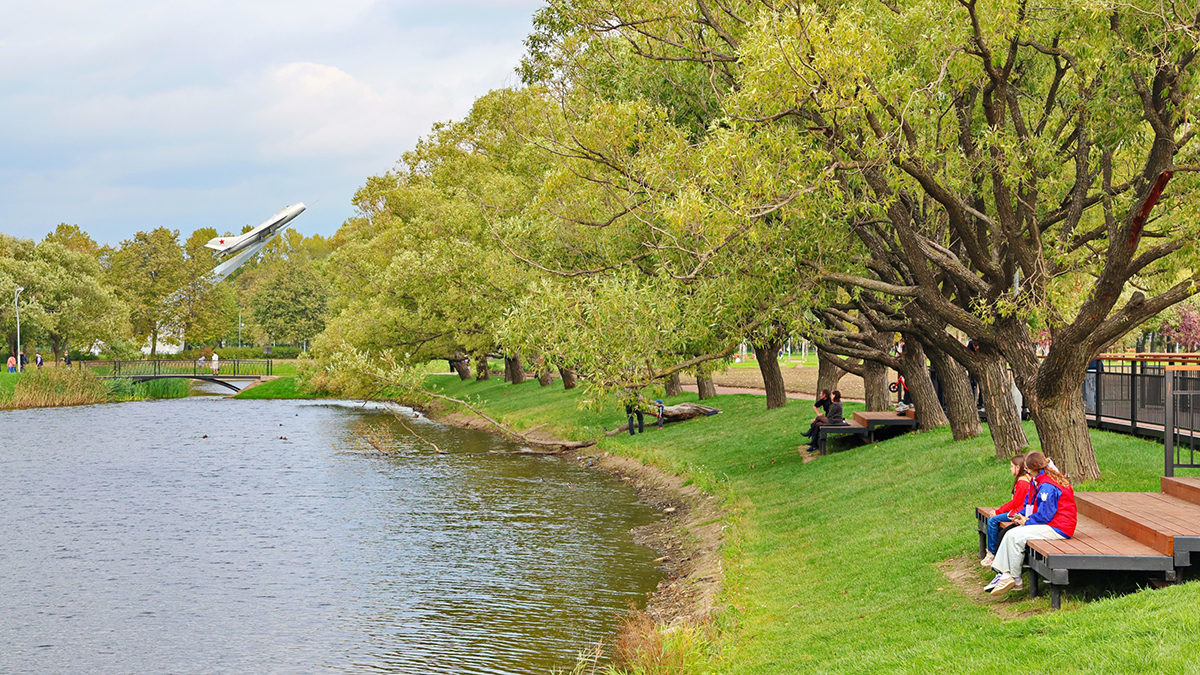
[35, 352, 43, 369]
[19, 352, 28, 371]
[211, 352, 220, 374]
[6, 355, 15, 373]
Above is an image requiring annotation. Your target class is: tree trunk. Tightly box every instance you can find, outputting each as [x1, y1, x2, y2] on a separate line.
[664, 372, 682, 397]
[559, 366, 577, 390]
[696, 373, 717, 400]
[754, 340, 787, 409]
[475, 353, 490, 381]
[509, 355, 526, 384]
[451, 352, 471, 381]
[1028, 381, 1101, 482]
[816, 349, 848, 395]
[925, 345, 982, 440]
[537, 364, 553, 387]
[975, 353, 1028, 458]
[862, 359, 890, 411]
[150, 326, 159, 358]
[897, 338, 947, 431]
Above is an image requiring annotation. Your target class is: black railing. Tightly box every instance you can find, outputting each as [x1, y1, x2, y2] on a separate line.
[1082, 354, 1200, 476]
[83, 359, 272, 378]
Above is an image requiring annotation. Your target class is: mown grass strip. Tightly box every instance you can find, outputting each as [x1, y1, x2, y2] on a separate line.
[233, 376, 323, 399]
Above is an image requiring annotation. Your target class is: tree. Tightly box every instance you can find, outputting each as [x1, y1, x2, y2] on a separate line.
[251, 259, 328, 345]
[1163, 304, 1200, 351]
[0, 235, 127, 360]
[106, 228, 186, 356]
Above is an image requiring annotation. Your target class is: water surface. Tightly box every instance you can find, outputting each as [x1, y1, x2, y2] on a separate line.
[0, 397, 661, 673]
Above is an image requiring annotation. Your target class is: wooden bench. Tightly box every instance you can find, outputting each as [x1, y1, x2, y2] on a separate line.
[817, 409, 918, 456]
[972, 475, 1200, 609]
[1026, 516, 1174, 609]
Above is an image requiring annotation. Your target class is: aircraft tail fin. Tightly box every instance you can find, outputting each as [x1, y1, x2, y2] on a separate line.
[205, 235, 238, 252]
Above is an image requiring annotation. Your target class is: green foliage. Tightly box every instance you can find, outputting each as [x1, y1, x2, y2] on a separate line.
[105, 227, 187, 354]
[250, 258, 327, 344]
[232, 376, 321, 400]
[0, 234, 128, 359]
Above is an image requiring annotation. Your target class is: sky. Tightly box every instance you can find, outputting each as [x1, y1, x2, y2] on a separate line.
[0, 0, 543, 246]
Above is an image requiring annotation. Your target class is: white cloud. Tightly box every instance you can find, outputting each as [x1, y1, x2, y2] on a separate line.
[0, 0, 543, 244]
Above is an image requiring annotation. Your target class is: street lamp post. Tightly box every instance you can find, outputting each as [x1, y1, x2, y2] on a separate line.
[14, 287, 24, 372]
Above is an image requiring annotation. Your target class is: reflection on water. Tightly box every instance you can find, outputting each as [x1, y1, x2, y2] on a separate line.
[0, 398, 662, 673]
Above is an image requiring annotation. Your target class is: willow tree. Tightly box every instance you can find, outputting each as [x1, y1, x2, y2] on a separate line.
[546, 0, 1200, 480]
[310, 89, 555, 389]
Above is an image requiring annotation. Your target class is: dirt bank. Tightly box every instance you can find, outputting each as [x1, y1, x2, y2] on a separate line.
[422, 405, 725, 628]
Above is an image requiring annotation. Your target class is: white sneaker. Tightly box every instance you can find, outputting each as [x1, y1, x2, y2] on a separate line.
[980, 552, 995, 567]
[983, 573, 1004, 592]
[990, 574, 1016, 595]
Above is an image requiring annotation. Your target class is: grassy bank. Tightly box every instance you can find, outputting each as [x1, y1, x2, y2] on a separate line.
[233, 376, 323, 400]
[423, 375, 1200, 674]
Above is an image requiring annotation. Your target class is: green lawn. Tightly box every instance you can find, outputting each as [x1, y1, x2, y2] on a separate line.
[0, 372, 17, 401]
[423, 374, 1200, 675]
[233, 376, 322, 399]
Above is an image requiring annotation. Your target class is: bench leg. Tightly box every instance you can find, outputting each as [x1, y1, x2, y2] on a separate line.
[1050, 584, 1062, 610]
[978, 531, 987, 560]
[1028, 571, 1039, 599]
[818, 436, 826, 456]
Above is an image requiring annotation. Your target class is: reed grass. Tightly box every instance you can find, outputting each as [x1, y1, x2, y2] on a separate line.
[0, 370, 192, 409]
[8, 367, 111, 408]
[132, 378, 191, 400]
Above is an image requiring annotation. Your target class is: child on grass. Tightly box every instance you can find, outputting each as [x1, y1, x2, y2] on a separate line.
[979, 454, 1032, 568]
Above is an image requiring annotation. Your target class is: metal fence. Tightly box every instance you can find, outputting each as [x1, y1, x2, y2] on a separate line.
[82, 359, 273, 378]
[1085, 354, 1200, 476]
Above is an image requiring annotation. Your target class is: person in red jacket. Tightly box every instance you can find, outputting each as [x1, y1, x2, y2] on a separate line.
[979, 454, 1032, 568]
[986, 451, 1077, 595]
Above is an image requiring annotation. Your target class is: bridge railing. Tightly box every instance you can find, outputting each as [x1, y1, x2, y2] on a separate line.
[82, 359, 273, 377]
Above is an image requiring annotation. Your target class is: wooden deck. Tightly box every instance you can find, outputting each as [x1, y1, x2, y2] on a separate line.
[974, 476, 1199, 609]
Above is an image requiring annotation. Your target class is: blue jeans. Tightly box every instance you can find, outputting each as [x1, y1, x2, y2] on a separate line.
[986, 513, 1012, 554]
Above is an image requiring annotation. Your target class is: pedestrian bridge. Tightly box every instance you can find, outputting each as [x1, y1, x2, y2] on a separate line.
[82, 359, 273, 393]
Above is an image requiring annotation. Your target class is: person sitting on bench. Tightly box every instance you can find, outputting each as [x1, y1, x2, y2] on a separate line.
[801, 390, 832, 440]
[979, 454, 1032, 568]
[985, 451, 1076, 595]
[805, 390, 847, 452]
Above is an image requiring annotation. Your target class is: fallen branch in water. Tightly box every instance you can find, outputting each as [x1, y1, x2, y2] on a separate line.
[394, 414, 447, 454]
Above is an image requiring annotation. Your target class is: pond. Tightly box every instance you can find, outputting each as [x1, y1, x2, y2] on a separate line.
[0, 397, 662, 673]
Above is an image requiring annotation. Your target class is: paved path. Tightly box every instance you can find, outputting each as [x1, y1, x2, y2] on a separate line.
[681, 384, 867, 404]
